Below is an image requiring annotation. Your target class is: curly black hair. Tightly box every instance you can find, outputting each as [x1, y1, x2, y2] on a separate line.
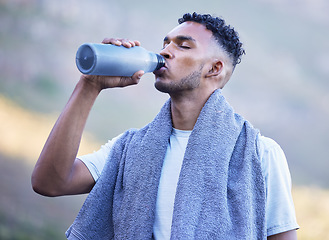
[178, 12, 245, 67]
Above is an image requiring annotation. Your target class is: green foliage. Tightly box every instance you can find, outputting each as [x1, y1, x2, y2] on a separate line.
[33, 73, 60, 96]
[0, 73, 64, 113]
[0, 212, 63, 240]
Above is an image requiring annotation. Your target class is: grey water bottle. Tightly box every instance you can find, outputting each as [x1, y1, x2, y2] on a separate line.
[76, 43, 165, 76]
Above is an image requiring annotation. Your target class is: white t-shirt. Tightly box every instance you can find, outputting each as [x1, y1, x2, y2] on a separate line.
[79, 129, 299, 237]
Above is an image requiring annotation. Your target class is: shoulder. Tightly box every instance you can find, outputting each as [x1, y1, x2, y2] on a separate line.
[256, 134, 289, 178]
[257, 134, 282, 155]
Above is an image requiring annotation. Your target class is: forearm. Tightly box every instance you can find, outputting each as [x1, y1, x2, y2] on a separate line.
[32, 77, 100, 196]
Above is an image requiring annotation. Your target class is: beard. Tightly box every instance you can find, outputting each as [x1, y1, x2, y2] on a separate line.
[154, 67, 202, 94]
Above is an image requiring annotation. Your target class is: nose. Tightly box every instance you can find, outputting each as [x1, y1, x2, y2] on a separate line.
[159, 44, 173, 59]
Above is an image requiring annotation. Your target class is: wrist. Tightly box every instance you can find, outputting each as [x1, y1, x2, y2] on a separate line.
[78, 75, 103, 96]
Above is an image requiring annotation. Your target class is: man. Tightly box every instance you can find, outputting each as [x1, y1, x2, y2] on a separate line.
[32, 12, 299, 239]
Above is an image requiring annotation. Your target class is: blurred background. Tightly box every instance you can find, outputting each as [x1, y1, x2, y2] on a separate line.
[0, 0, 328, 239]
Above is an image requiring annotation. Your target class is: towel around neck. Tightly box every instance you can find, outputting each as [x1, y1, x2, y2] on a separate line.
[66, 89, 266, 240]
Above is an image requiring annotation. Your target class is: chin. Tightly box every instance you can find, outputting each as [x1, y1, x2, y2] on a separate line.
[154, 81, 170, 93]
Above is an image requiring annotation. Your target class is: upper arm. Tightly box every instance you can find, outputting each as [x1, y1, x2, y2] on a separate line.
[258, 136, 299, 236]
[267, 230, 297, 240]
[62, 136, 121, 195]
[61, 158, 96, 195]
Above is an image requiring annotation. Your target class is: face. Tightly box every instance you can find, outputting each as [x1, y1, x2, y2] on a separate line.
[154, 21, 216, 94]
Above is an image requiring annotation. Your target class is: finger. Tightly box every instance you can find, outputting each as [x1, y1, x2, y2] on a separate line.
[116, 70, 144, 87]
[128, 40, 141, 47]
[102, 38, 122, 46]
[122, 40, 141, 48]
[121, 40, 133, 48]
[131, 70, 145, 83]
[101, 38, 141, 48]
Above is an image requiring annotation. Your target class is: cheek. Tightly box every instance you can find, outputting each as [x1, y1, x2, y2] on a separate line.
[181, 56, 195, 66]
[176, 56, 202, 72]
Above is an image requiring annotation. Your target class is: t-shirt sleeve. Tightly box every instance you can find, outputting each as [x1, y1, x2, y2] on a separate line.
[257, 135, 299, 236]
[78, 133, 123, 182]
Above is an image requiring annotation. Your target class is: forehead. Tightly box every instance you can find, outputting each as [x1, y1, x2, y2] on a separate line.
[165, 21, 214, 45]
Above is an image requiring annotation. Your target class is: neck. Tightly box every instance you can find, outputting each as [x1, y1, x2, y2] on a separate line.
[169, 89, 215, 130]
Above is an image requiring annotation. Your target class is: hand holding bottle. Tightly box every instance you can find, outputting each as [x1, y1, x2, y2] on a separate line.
[76, 38, 164, 76]
[79, 38, 148, 92]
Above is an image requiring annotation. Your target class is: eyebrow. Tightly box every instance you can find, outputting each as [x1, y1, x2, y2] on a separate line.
[163, 35, 196, 43]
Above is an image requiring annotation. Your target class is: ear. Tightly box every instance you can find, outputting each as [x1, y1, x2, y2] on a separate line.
[205, 59, 224, 78]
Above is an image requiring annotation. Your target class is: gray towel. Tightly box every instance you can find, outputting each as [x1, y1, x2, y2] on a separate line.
[66, 89, 266, 239]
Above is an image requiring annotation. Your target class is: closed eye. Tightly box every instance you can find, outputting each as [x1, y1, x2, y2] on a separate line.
[180, 45, 191, 49]
[162, 35, 195, 50]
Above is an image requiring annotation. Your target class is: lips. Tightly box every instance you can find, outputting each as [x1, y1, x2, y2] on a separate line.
[153, 65, 167, 76]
